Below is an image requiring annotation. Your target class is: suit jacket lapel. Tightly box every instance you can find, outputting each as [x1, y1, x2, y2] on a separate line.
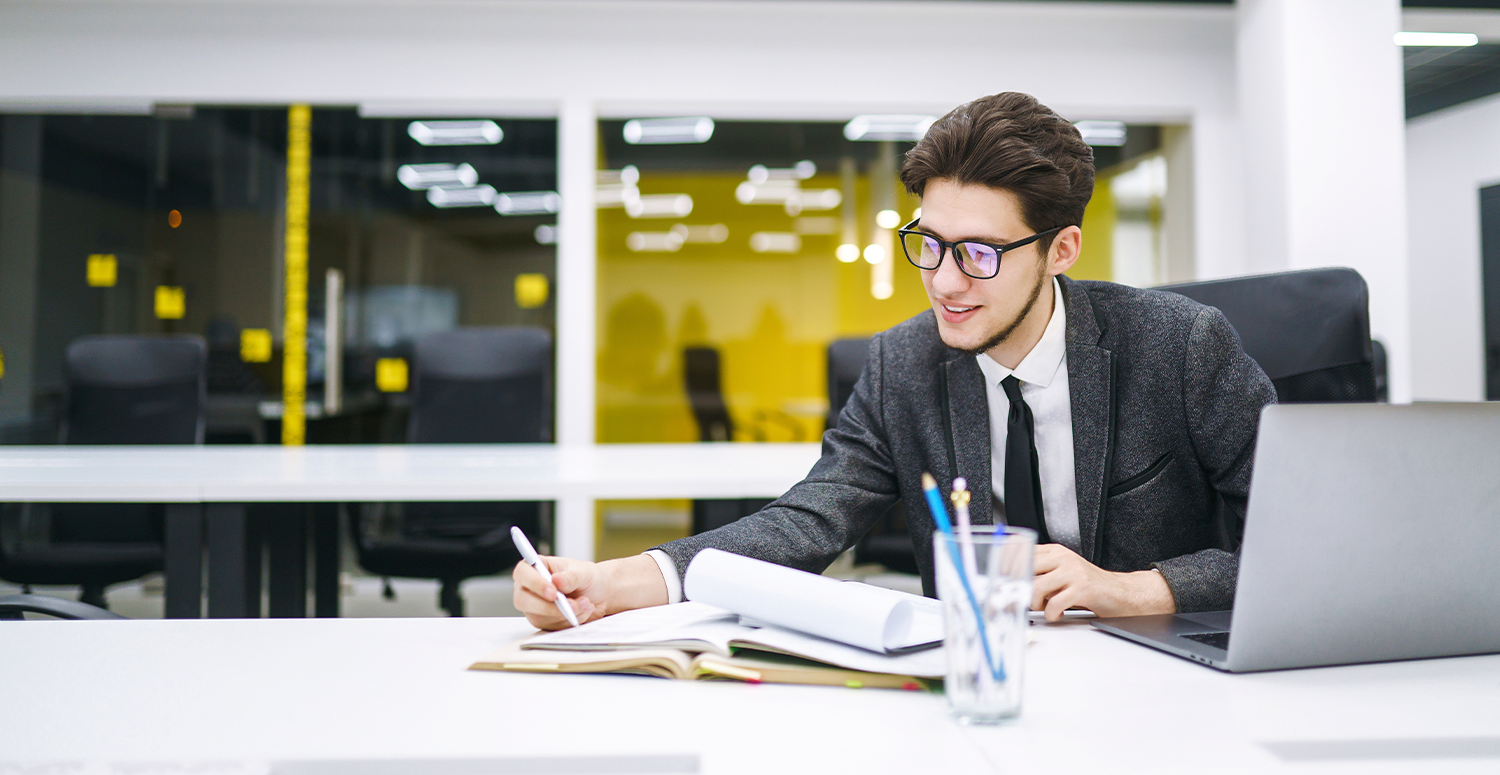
[941, 355, 993, 525]
[1061, 278, 1114, 563]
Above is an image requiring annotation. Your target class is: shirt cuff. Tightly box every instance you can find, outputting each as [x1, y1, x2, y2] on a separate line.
[644, 549, 683, 604]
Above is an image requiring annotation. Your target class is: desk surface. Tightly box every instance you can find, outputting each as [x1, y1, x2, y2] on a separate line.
[3, 616, 1498, 774]
[0, 443, 822, 502]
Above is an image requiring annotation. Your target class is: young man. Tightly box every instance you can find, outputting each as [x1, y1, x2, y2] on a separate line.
[515, 92, 1274, 629]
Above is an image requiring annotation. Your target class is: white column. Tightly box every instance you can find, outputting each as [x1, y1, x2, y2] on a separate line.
[555, 97, 598, 559]
[1238, 0, 1411, 402]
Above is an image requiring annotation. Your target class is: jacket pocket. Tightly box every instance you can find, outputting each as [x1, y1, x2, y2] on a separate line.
[1107, 450, 1174, 498]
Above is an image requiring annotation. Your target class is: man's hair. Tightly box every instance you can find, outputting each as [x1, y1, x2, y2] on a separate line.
[900, 92, 1095, 254]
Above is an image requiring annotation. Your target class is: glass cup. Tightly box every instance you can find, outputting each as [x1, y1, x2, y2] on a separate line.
[934, 526, 1036, 724]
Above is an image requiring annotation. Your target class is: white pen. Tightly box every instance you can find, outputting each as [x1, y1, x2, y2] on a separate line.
[510, 526, 580, 628]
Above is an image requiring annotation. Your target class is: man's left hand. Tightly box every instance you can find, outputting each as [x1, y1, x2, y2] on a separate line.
[1031, 544, 1177, 622]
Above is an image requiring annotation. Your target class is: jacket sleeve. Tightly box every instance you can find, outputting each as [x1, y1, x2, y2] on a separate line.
[1150, 305, 1276, 612]
[653, 334, 902, 591]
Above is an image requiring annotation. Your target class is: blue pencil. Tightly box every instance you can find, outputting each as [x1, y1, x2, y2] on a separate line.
[921, 472, 1005, 681]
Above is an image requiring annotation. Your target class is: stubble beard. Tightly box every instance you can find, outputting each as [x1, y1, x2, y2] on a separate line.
[954, 260, 1049, 357]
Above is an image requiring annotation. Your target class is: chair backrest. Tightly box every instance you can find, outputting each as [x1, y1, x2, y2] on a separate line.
[683, 347, 733, 442]
[407, 327, 552, 444]
[1156, 267, 1377, 403]
[826, 338, 871, 430]
[62, 335, 207, 444]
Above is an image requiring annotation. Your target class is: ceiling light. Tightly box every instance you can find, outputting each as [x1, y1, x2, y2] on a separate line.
[427, 185, 496, 208]
[863, 244, 886, 265]
[670, 224, 729, 244]
[623, 117, 714, 145]
[748, 161, 817, 184]
[626, 194, 694, 218]
[875, 209, 901, 229]
[843, 115, 936, 142]
[736, 180, 801, 205]
[913, 207, 922, 219]
[407, 120, 502, 146]
[534, 224, 558, 245]
[794, 217, 838, 235]
[1395, 31, 1478, 47]
[495, 191, 561, 216]
[836, 244, 861, 263]
[786, 189, 842, 215]
[750, 233, 801, 254]
[627, 231, 685, 252]
[872, 281, 894, 300]
[597, 166, 640, 186]
[1075, 121, 1127, 147]
[398, 163, 478, 190]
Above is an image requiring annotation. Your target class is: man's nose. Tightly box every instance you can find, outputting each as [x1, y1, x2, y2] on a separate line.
[930, 252, 972, 297]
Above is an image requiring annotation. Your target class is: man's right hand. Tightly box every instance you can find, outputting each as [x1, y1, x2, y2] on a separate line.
[512, 553, 670, 630]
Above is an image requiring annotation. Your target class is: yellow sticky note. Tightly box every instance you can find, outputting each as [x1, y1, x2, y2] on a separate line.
[87, 254, 117, 287]
[241, 329, 272, 363]
[515, 273, 549, 309]
[375, 357, 408, 393]
[154, 286, 185, 319]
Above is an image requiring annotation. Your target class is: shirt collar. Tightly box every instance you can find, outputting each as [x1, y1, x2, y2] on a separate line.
[975, 277, 1067, 389]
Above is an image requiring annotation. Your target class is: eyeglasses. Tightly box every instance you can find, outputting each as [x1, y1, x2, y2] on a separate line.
[897, 218, 1062, 280]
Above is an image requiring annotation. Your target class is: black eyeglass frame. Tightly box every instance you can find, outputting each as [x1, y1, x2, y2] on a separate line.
[896, 218, 1063, 280]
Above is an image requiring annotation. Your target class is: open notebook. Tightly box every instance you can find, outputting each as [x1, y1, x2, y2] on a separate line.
[470, 550, 949, 687]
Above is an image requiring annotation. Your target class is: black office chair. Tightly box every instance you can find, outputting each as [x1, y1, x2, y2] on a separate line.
[1157, 267, 1379, 403]
[351, 327, 551, 617]
[680, 347, 773, 534]
[0, 335, 206, 609]
[0, 593, 128, 620]
[825, 338, 920, 575]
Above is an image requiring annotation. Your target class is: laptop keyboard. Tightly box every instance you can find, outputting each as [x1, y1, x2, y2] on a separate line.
[1182, 631, 1230, 650]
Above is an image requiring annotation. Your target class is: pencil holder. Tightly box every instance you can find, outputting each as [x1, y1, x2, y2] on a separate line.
[934, 526, 1035, 724]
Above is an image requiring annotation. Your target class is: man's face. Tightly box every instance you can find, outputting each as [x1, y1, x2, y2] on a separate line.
[915, 180, 1051, 354]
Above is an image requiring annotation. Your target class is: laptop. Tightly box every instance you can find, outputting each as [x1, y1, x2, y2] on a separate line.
[1091, 402, 1500, 672]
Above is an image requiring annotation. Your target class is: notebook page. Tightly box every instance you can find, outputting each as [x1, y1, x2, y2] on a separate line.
[523, 601, 745, 655]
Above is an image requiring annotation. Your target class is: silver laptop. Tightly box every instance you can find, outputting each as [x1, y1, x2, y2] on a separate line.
[1092, 402, 1500, 672]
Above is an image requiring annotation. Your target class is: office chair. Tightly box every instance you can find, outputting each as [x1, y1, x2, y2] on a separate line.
[824, 338, 920, 575]
[0, 593, 128, 620]
[351, 327, 551, 617]
[0, 335, 207, 609]
[1156, 267, 1379, 403]
[680, 346, 773, 534]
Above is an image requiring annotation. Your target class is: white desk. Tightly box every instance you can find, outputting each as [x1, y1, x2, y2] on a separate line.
[2, 616, 1498, 774]
[0, 444, 822, 617]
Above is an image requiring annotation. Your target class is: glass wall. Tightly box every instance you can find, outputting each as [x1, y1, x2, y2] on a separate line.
[0, 108, 558, 444]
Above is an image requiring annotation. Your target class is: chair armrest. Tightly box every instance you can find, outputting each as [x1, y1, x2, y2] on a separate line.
[0, 594, 128, 620]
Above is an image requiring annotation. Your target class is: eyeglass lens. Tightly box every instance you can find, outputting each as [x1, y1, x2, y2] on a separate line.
[901, 232, 1001, 277]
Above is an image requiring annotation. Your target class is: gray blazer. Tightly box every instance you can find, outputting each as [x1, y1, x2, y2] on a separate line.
[657, 276, 1276, 613]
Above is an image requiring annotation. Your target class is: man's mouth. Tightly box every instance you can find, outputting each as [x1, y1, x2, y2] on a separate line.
[943, 304, 976, 313]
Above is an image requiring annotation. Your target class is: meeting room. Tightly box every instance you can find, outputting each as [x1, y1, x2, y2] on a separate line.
[2, 0, 1499, 773]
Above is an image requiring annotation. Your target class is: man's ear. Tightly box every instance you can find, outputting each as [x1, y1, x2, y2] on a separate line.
[1046, 225, 1082, 277]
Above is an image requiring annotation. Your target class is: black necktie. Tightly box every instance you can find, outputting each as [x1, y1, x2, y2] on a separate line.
[1001, 375, 1050, 544]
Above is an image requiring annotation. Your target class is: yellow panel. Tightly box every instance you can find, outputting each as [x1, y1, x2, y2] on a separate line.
[515, 273, 549, 308]
[240, 328, 273, 363]
[86, 254, 117, 287]
[282, 104, 312, 446]
[375, 357, 409, 393]
[1073, 169, 1116, 282]
[0, 348, 5, 380]
[154, 286, 185, 319]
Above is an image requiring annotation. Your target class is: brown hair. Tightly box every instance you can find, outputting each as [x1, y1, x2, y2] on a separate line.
[900, 92, 1095, 254]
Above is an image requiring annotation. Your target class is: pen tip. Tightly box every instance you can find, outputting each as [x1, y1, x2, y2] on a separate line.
[921, 472, 936, 489]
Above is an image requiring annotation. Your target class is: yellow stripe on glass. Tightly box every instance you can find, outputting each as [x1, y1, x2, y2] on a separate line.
[282, 105, 312, 446]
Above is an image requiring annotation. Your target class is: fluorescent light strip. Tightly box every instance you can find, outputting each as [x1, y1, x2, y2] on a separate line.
[750, 232, 801, 254]
[627, 232, 685, 252]
[843, 115, 936, 142]
[495, 191, 561, 216]
[748, 161, 816, 184]
[427, 185, 497, 208]
[1075, 120, 1127, 147]
[626, 194, 694, 219]
[1395, 31, 1478, 47]
[407, 120, 503, 146]
[670, 224, 729, 244]
[623, 117, 715, 145]
[397, 163, 478, 190]
[534, 225, 558, 245]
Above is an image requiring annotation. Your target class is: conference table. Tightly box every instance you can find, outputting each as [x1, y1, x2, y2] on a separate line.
[3, 615, 1498, 774]
[0, 443, 822, 618]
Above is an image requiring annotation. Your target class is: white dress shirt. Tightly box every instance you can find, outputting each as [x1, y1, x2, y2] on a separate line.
[972, 277, 1080, 553]
[648, 277, 1079, 602]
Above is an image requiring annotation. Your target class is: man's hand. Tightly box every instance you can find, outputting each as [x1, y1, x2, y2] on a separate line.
[1031, 544, 1176, 622]
[512, 553, 669, 630]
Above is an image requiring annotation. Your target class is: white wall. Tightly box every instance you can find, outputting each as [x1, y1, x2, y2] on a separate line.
[1405, 95, 1499, 402]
